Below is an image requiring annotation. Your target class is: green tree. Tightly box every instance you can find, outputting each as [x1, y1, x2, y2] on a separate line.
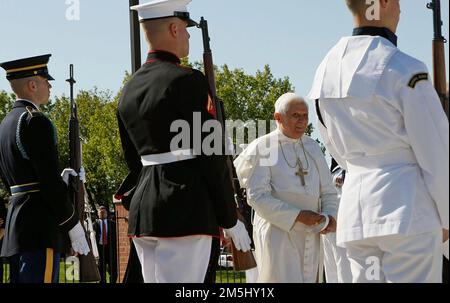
[47, 89, 127, 208]
[0, 90, 15, 122]
[0, 63, 320, 207]
[195, 63, 314, 142]
[0, 91, 15, 199]
[217, 64, 293, 122]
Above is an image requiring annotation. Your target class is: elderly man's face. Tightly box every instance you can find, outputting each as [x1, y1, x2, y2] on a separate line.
[276, 101, 309, 139]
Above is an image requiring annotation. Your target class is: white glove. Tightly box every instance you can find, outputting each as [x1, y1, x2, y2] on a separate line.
[68, 222, 90, 255]
[61, 168, 77, 186]
[224, 220, 252, 252]
[61, 167, 86, 185]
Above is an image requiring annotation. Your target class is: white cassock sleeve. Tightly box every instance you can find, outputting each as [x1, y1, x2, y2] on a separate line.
[399, 67, 449, 230]
[236, 151, 300, 233]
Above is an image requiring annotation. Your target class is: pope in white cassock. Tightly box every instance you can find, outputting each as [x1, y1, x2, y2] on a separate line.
[234, 93, 338, 283]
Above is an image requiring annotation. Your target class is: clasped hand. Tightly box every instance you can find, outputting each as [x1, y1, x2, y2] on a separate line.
[296, 210, 336, 234]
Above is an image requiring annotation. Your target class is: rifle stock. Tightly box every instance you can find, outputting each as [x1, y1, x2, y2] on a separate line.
[428, 0, 449, 117]
[432, 40, 448, 115]
[198, 18, 256, 271]
[66, 65, 101, 282]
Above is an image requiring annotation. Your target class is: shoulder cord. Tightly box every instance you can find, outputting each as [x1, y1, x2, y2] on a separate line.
[15, 111, 57, 160]
[16, 111, 30, 160]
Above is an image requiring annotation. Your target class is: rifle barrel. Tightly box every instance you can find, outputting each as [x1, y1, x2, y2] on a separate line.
[198, 17, 256, 271]
[129, 0, 141, 74]
[428, 0, 445, 41]
[66, 64, 101, 282]
[199, 18, 212, 52]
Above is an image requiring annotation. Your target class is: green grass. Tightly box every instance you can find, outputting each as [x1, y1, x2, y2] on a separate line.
[215, 269, 246, 283]
[1, 261, 110, 283]
[3, 262, 244, 283]
[1, 262, 8, 283]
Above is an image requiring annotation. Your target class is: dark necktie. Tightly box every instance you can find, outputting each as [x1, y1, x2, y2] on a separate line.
[102, 220, 108, 245]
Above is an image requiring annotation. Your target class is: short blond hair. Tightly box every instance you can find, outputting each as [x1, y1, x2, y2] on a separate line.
[346, 0, 368, 16]
[9, 77, 33, 96]
[141, 17, 183, 43]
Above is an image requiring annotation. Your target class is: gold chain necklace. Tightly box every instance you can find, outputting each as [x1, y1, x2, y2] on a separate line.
[279, 138, 310, 186]
[279, 141, 297, 168]
[297, 138, 310, 172]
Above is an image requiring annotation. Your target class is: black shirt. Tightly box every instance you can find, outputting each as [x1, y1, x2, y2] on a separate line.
[353, 26, 398, 47]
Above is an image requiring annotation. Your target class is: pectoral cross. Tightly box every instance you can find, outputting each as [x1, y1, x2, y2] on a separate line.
[295, 160, 308, 186]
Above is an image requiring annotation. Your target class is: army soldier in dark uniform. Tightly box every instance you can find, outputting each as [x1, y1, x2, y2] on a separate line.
[117, 0, 251, 283]
[0, 54, 90, 283]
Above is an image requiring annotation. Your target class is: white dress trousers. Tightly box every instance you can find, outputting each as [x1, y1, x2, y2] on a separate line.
[322, 232, 352, 283]
[133, 235, 212, 283]
[345, 229, 443, 283]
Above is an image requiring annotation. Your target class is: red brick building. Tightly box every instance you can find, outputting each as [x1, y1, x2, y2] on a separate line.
[113, 197, 130, 283]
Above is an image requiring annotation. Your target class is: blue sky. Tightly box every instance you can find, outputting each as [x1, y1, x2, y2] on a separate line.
[0, 0, 449, 140]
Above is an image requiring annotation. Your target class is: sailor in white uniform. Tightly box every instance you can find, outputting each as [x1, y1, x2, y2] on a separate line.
[308, 0, 449, 283]
[234, 93, 338, 283]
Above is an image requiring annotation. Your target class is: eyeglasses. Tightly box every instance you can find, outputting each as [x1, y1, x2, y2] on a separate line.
[289, 113, 308, 121]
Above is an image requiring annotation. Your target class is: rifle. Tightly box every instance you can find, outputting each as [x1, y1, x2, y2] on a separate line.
[198, 18, 256, 271]
[66, 65, 101, 282]
[427, 0, 449, 117]
[129, 0, 141, 74]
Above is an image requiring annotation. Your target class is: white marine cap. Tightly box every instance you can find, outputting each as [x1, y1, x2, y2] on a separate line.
[130, 0, 197, 27]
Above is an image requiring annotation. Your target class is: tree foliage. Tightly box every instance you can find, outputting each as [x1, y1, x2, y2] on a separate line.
[0, 91, 16, 121]
[218, 64, 293, 122]
[48, 90, 128, 207]
[0, 88, 128, 205]
[194, 63, 315, 138]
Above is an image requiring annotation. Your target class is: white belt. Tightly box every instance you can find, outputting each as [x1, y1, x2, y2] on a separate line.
[346, 148, 417, 172]
[141, 149, 196, 166]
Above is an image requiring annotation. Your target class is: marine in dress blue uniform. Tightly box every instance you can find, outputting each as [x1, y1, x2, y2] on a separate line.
[117, 0, 251, 282]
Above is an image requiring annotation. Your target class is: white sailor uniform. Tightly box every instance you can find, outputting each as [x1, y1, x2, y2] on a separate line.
[308, 33, 449, 283]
